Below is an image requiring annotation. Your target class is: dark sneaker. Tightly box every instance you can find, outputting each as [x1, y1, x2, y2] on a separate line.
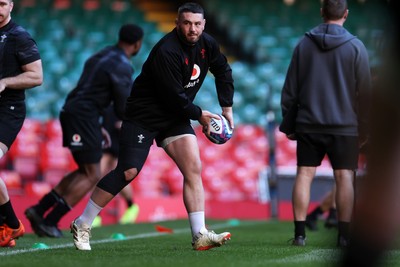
[305, 215, 318, 231]
[25, 207, 46, 237]
[292, 235, 306, 246]
[337, 235, 350, 248]
[37, 223, 64, 238]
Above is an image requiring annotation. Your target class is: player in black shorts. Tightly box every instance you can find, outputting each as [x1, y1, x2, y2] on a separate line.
[0, 0, 43, 247]
[71, 3, 234, 251]
[25, 24, 143, 238]
[280, 0, 371, 247]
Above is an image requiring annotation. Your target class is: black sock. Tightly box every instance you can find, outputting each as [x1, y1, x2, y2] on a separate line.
[0, 201, 19, 229]
[308, 206, 323, 219]
[338, 221, 351, 239]
[294, 221, 306, 237]
[34, 190, 61, 216]
[43, 199, 71, 226]
[125, 199, 133, 207]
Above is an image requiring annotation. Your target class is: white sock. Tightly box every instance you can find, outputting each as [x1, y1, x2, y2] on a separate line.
[189, 211, 205, 237]
[76, 198, 103, 227]
[0, 148, 4, 159]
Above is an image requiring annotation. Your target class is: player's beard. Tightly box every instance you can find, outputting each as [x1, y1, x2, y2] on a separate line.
[177, 27, 199, 45]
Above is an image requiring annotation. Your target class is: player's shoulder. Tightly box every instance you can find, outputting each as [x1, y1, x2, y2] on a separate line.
[200, 31, 219, 47]
[7, 20, 31, 37]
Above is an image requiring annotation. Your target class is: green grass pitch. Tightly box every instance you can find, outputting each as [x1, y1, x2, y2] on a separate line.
[1, 219, 399, 267]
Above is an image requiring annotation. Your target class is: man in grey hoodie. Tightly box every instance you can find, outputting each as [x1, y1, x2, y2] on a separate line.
[280, 0, 371, 247]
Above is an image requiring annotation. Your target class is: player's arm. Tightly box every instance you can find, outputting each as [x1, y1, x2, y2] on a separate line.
[221, 106, 234, 130]
[0, 59, 43, 93]
[207, 37, 234, 129]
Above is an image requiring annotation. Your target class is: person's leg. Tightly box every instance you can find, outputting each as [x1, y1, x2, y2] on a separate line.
[0, 179, 19, 229]
[25, 170, 80, 237]
[325, 185, 338, 228]
[0, 145, 25, 247]
[292, 133, 326, 245]
[163, 135, 231, 250]
[292, 166, 316, 243]
[334, 169, 354, 246]
[164, 135, 204, 228]
[71, 121, 152, 250]
[306, 188, 334, 231]
[119, 185, 139, 224]
[0, 179, 24, 247]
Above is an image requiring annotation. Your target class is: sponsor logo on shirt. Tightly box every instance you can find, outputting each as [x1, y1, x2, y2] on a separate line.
[184, 64, 200, 89]
[71, 134, 83, 146]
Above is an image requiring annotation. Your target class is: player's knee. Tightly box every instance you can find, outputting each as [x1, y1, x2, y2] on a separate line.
[190, 159, 202, 174]
[124, 168, 138, 181]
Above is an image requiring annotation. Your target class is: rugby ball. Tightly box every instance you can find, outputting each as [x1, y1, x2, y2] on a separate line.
[205, 114, 233, 144]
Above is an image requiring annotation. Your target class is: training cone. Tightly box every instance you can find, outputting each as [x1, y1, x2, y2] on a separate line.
[155, 225, 173, 233]
[228, 219, 241, 226]
[32, 243, 49, 249]
[111, 233, 126, 240]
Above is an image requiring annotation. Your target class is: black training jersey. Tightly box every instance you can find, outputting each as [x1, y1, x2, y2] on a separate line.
[62, 45, 134, 120]
[0, 20, 41, 101]
[125, 28, 234, 131]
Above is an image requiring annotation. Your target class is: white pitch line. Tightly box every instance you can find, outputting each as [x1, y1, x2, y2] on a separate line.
[0, 222, 240, 256]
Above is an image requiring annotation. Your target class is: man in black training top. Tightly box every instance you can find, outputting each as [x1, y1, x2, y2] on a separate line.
[71, 2, 234, 251]
[25, 24, 143, 238]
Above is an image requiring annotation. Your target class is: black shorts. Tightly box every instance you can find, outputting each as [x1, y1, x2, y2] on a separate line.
[0, 100, 26, 149]
[116, 120, 195, 172]
[59, 110, 103, 164]
[296, 133, 359, 170]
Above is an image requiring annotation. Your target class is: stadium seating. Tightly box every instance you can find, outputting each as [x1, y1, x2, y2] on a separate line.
[4, 0, 386, 202]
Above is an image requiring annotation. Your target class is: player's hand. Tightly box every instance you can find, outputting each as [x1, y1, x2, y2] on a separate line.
[199, 110, 220, 136]
[101, 127, 112, 148]
[222, 106, 234, 130]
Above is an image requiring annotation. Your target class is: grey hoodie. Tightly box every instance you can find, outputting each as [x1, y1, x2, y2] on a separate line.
[280, 23, 371, 137]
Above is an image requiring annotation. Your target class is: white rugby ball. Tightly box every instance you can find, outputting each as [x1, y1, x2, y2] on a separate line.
[205, 114, 233, 144]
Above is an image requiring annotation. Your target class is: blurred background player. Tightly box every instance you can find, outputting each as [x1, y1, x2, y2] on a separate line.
[25, 24, 143, 238]
[280, 0, 371, 247]
[92, 104, 139, 228]
[0, 0, 43, 247]
[305, 185, 337, 231]
[71, 2, 234, 251]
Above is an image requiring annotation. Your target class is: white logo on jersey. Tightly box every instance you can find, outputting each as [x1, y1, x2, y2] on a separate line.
[191, 64, 200, 80]
[0, 34, 6, 43]
[138, 134, 145, 143]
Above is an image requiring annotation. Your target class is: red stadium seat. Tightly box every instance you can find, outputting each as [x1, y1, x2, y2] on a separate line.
[43, 119, 63, 142]
[25, 181, 52, 198]
[0, 170, 22, 190]
[39, 140, 74, 185]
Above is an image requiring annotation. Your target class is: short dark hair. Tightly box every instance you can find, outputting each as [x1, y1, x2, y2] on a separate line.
[118, 24, 144, 44]
[178, 2, 204, 18]
[322, 0, 348, 20]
